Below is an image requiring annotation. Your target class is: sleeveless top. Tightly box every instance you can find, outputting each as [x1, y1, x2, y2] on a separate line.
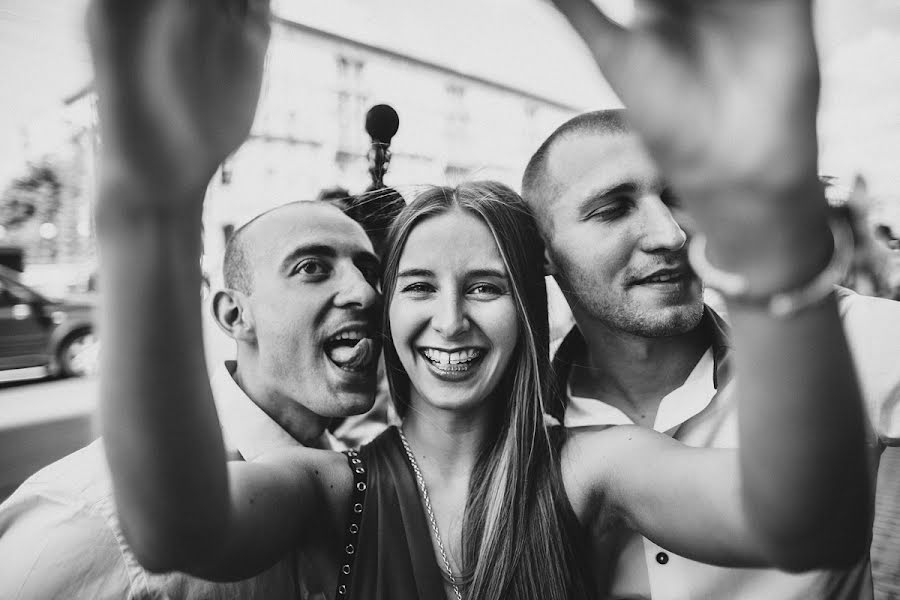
[335, 426, 445, 599]
[333, 426, 595, 600]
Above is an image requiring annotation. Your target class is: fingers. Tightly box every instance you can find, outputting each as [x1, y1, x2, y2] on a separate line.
[549, 0, 629, 67]
[215, 0, 271, 46]
[245, 0, 273, 42]
[246, 0, 271, 21]
[218, 0, 269, 19]
[215, 0, 271, 30]
[85, 0, 151, 52]
[88, 0, 270, 36]
[633, 0, 695, 23]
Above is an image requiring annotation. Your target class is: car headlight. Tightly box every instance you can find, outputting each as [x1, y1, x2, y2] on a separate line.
[51, 310, 67, 325]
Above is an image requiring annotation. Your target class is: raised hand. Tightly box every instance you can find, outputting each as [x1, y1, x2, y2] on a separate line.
[550, 0, 831, 283]
[87, 0, 271, 199]
[88, 0, 272, 562]
[549, 0, 822, 233]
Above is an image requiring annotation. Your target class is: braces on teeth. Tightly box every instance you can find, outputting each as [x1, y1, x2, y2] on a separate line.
[422, 348, 481, 367]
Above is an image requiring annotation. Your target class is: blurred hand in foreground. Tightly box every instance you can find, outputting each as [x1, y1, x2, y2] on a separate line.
[87, 0, 271, 200]
[549, 0, 820, 206]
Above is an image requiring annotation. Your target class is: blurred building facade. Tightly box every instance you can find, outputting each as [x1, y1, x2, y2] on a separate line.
[10, 3, 897, 298]
[6, 8, 602, 289]
[200, 15, 586, 278]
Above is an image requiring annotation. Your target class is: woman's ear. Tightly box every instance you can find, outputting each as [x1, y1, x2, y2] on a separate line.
[543, 248, 558, 277]
[211, 289, 255, 342]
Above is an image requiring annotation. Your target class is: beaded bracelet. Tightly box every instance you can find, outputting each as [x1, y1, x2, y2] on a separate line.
[687, 218, 854, 318]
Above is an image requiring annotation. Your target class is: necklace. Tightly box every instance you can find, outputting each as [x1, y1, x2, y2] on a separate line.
[398, 428, 464, 600]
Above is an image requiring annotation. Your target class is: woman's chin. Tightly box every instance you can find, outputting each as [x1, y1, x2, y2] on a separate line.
[409, 386, 496, 417]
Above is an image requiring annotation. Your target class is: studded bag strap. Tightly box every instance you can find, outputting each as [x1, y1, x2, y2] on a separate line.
[334, 448, 367, 598]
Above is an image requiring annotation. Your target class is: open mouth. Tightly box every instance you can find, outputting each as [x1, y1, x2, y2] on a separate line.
[419, 348, 484, 372]
[324, 329, 378, 372]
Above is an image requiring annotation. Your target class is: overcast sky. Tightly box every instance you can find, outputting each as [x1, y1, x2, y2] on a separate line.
[1, 0, 898, 204]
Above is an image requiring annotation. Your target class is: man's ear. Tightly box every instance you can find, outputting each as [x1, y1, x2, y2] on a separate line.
[211, 289, 255, 342]
[543, 247, 559, 277]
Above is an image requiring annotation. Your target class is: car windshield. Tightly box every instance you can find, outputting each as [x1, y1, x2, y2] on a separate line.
[0, 267, 46, 304]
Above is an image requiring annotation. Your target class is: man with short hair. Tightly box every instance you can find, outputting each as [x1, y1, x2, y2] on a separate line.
[0, 200, 384, 599]
[522, 107, 900, 599]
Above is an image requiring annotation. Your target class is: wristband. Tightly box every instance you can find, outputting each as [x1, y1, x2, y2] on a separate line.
[688, 219, 854, 317]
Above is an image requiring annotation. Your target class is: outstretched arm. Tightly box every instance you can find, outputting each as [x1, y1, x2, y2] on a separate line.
[552, 0, 869, 569]
[89, 0, 346, 578]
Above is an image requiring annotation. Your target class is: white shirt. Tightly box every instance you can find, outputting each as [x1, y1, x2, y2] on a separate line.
[216, 361, 344, 458]
[0, 363, 341, 600]
[555, 289, 900, 600]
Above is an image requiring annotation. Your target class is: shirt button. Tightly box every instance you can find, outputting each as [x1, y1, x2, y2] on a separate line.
[656, 552, 669, 565]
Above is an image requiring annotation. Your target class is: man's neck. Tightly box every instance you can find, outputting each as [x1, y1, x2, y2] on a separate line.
[230, 362, 330, 448]
[568, 317, 711, 428]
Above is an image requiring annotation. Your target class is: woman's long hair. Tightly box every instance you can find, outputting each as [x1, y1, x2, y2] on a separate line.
[381, 181, 592, 600]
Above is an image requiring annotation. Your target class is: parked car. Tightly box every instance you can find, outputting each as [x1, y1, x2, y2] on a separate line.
[0, 265, 98, 377]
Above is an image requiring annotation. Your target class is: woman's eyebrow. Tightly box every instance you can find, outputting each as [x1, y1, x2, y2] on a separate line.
[397, 268, 435, 278]
[466, 268, 507, 279]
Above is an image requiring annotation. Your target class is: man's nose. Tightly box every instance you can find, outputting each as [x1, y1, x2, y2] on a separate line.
[639, 194, 688, 253]
[431, 293, 469, 338]
[334, 266, 379, 309]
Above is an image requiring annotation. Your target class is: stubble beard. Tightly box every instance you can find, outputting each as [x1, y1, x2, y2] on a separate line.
[563, 272, 705, 339]
[598, 298, 705, 338]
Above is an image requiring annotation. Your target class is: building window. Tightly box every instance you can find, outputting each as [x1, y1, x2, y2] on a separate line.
[445, 83, 470, 166]
[524, 101, 540, 146]
[336, 55, 367, 153]
[446, 84, 469, 137]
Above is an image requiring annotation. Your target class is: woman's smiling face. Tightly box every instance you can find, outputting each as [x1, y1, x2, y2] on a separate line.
[388, 209, 520, 415]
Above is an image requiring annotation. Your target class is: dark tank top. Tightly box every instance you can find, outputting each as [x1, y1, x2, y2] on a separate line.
[334, 426, 595, 599]
[334, 427, 445, 599]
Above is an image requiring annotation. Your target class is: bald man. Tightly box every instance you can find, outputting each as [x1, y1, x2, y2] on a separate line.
[0, 201, 385, 599]
[522, 108, 900, 600]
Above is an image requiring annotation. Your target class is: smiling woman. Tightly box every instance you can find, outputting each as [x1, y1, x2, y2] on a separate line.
[373, 182, 591, 600]
[389, 207, 519, 410]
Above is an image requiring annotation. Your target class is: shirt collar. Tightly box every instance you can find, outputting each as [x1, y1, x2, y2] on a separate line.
[550, 305, 733, 425]
[212, 361, 341, 461]
[564, 348, 717, 432]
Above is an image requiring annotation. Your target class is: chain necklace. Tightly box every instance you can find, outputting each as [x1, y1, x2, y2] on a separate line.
[398, 428, 464, 600]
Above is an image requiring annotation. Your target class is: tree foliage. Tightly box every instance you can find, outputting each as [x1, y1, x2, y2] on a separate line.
[0, 163, 63, 228]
